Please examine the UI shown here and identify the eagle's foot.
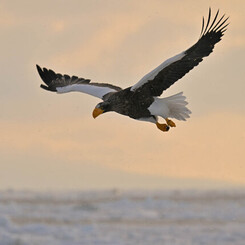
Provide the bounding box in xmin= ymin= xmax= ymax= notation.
xmin=156 ymin=122 xmax=170 ymax=132
xmin=166 ymin=118 xmax=176 ymax=127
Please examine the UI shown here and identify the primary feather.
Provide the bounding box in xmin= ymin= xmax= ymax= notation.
xmin=131 ymin=8 xmax=229 ymax=97
xmin=37 ymin=65 xmax=121 ymax=100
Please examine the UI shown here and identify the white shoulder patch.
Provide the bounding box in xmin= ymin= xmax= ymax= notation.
xmin=131 ymin=51 xmax=186 ymax=92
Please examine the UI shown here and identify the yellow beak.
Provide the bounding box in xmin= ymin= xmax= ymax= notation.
xmin=92 ymin=107 xmax=104 ymax=118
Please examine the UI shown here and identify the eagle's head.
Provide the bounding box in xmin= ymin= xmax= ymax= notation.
xmin=92 ymin=102 xmax=111 ymax=118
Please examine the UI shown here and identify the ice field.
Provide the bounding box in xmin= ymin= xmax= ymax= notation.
xmin=1 ymin=189 xmax=245 ymax=245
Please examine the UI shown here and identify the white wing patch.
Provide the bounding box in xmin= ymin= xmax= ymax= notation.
xmin=131 ymin=51 xmax=186 ymax=92
xmin=56 ymin=84 xmax=118 ymax=99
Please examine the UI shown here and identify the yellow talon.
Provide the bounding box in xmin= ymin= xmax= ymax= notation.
xmin=166 ymin=118 xmax=176 ymax=127
xmin=156 ymin=122 xmax=170 ymax=132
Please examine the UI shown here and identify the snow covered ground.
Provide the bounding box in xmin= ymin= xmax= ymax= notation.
xmin=0 ymin=189 xmax=245 ymax=245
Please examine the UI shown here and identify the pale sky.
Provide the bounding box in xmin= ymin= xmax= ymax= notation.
xmin=1 ymin=0 xmax=245 ymax=190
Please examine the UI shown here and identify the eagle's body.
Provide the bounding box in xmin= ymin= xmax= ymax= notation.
xmin=37 ymin=9 xmax=229 ymax=132
xmin=105 ymin=87 xmax=154 ymax=119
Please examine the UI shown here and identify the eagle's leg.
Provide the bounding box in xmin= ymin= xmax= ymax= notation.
xmin=156 ymin=122 xmax=170 ymax=132
xmin=166 ymin=118 xmax=176 ymax=127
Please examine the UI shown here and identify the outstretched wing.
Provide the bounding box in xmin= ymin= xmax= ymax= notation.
xmin=131 ymin=8 xmax=229 ymax=96
xmin=37 ymin=65 xmax=122 ymax=100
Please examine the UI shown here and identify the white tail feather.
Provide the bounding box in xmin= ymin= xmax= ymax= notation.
xmin=148 ymin=92 xmax=191 ymax=121
xmin=163 ymin=92 xmax=191 ymax=121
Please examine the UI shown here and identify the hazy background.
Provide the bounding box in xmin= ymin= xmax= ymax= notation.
xmin=1 ymin=0 xmax=244 ymax=191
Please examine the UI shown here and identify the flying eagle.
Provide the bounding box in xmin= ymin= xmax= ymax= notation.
xmin=37 ymin=9 xmax=228 ymax=132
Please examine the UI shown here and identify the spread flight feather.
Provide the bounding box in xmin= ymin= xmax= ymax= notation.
xmin=37 ymin=9 xmax=229 ymax=132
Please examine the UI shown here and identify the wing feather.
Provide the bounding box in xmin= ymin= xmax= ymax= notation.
xmin=131 ymin=9 xmax=229 ymax=97
xmin=37 ymin=65 xmax=122 ymax=100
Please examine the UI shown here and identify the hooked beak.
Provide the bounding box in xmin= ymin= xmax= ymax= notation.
xmin=92 ymin=107 xmax=104 ymax=119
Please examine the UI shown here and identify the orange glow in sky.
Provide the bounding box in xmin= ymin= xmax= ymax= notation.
xmin=1 ymin=0 xmax=245 ymax=190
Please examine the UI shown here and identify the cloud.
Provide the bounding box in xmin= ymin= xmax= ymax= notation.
xmin=1 ymin=112 xmax=245 ymax=186
xmin=51 ymin=20 xmax=66 ymax=33
xmin=50 ymin=12 xmax=148 ymax=70
xmin=1 ymin=0 xmax=245 ymax=190
xmin=0 ymin=3 xmax=17 ymax=28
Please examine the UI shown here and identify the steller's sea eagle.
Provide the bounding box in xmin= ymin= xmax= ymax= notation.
xmin=37 ymin=9 xmax=229 ymax=132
